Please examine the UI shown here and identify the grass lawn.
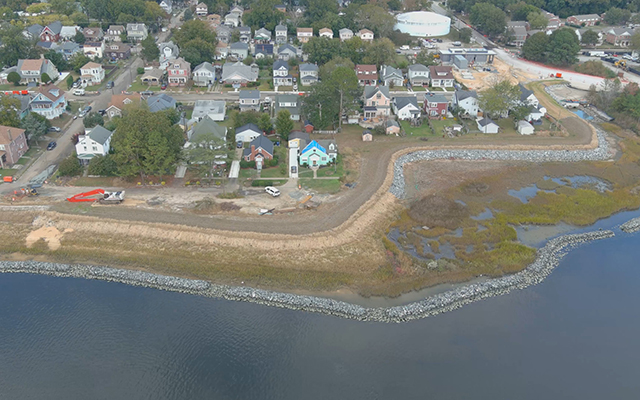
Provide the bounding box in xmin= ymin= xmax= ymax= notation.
xmin=392 ymin=86 xmax=408 ymax=91
xmin=239 ymin=168 xmax=258 ymax=179
xmin=129 ymin=79 xmax=150 ymax=92
xmin=400 ymin=120 xmax=435 ymax=137
xmin=299 ymin=178 xmax=342 ymax=194
xmin=276 ymin=86 xmax=293 ymax=92
xmin=412 ymin=86 xmax=427 ymax=92
xmin=393 ymin=54 xmax=409 ymax=68
xmin=430 ymin=118 xmax=457 ymax=135
xmin=259 ymin=166 xmax=287 ymax=178
xmin=495 ymin=118 xmax=519 ymax=135
xmin=0 ymin=168 xmax=18 ymax=176
xmin=67 ymin=101 xmax=83 ymax=114
xmin=51 ymin=114 xmax=72 ymax=129
xmin=298 ymin=161 xmax=343 ymax=178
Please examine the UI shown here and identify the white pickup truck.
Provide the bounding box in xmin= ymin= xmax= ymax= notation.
xmin=73 ymin=88 xmax=85 ymax=96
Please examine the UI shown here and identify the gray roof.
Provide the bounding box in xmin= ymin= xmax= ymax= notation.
xmin=273 ymin=59 xmax=289 ymax=70
xmin=339 ymin=28 xmax=353 ymax=35
xmin=221 ymin=62 xmax=258 ymax=82
xmin=394 ymin=96 xmax=419 ymax=110
xmin=193 ymin=61 xmax=215 ymax=73
xmin=455 ymin=90 xmax=477 ymax=101
xmin=289 ymin=131 xmax=310 ymax=142
xmin=126 ymin=23 xmax=147 ymax=33
xmin=254 ymin=44 xmax=273 ymax=55
xmin=408 ymin=63 xmax=429 ymax=72
xmin=230 ymin=41 xmax=248 ymax=50
xmin=26 ymin=24 xmax=43 ymax=37
xmin=191 ymin=116 xmax=226 ymax=141
xmin=255 ymin=28 xmax=271 ymax=37
xmin=364 ymin=85 xmax=390 ymax=100
xmin=519 ymin=83 xmax=534 ymax=102
xmin=478 ymin=117 xmax=497 ymax=127
xmin=381 ymin=65 xmax=403 ymax=79
xmin=239 ymin=89 xmax=260 ymax=99
xmin=88 ymin=126 xmax=113 ymax=145
xmin=46 ymin=21 xmax=62 ymax=34
xmin=238 ymin=26 xmax=251 ymax=33
xmin=424 ymin=93 xmax=448 ymax=103
xmin=275 ymin=94 xmax=300 ymax=115
xmin=193 ymin=100 xmax=226 ymax=119
xmin=387 ymin=119 xmax=400 ymax=128
xmin=511 ymin=26 xmax=527 ymax=36
xmin=278 ymin=44 xmax=297 ymax=54
xmin=275 ymin=24 xmax=287 ymax=32
xmin=237 ymin=123 xmax=262 ymax=134
xmin=299 ymin=63 xmax=318 ymax=72
xmin=246 ymin=135 xmax=274 ymax=155
xmin=147 ymin=93 xmax=176 ymax=112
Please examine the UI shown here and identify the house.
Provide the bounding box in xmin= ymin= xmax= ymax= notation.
xmin=83 ymin=42 xmax=105 ymax=59
xmin=105 ymin=93 xmax=141 ymax=119
xmin=243 ymin=135 xmax=274 ymax=163
xmin=567 ymin=14 xmax=601 ymax=27
xmin=230 ymin=5 xmax=244 ymax=14
xmin=56 ymin=42 xmax=82 ymax=60
xmin=518 ymin=83 xmax=539 ymax=107
xmin=141 ymin=68 xmax=163 ymax=86
xmin=357 ymin=29 xmax=374 ymax=42
xmin=221 ymin=62 xmax=258 ymax=85
xmin=29 ymin=85 xmax=67 ymax=120
xmin=362 ymin=85 xmax=391 ymax=119
xmin=37 ymin=41 xmax=59 ymax=51
xmin=239 ymin=90 xmax=260 ymax=111
xmin=159 ymin=0 xmax=173 ymax=14
xmin=229 ymin=42 xmax=249 ymax=60
xmin=105 ymin=25 xmax=125 ymax=41
xmin=254 ymin=44 xmax=274 ymax=58
xmin=192 ymin=100 xmax=226 ymax=121
xmin=288 ymin=131 xmax=310 ymax=149
xmin=429 ymin=66 xmax=454 ymax=88
xmin=17 ymin=59 xmax=59 ymax=84
xmin=452 ymin=90 xmax=479 ymax=117
xmin=24 ymin=24 xmax=43 ymax=40
xmin=297 ymin=27 xmax=313 ymax=43
xmin=517 ymin=120 xmax=535 ymax=135
xmin=380 ymin=65 xmax=404 ymax=87
xmin=126 ymin=23 xmax=148 ymax=42
xmin=386 ymin=120 xmax=401 ymax=135
xmin=477 ymin=117 xmax=499 ymax=134
xmin=277 ymin=44 xmax=298 ymax=61
xmin=235 ymin=123 xmax=263 ymax=142
xmin=105 ymin=43 xmax=131 ymax=60
xmin=438 ymin=48 xmax=496 ymax=64
xmin=147 ymin=93 xmax=176 ymax=112
xmin=40 ymin=21 xmax=62 ymax=42
xmin=158 ymin=41 xmax=180 ymax=68
xmin=80 ymin=62 xmax=105 ymax=85
xmin=339 ymin=28 xmax=353 ymax=41
xmin=0 ymin=125 xmax=28 ymax=168
xmin=362 ymin=130 xmax=373 ymax=141
xmin=275 ymin=24 xmax=288 ymax=44
xmin=192 ymin=62 xmax=216 ymax=86
xmin=189 ymin=116 xmax=227 ymax=142
xmin=216 ymin=25 xmax=232 ymax=43
xmin=407 ymin=64 xmax=429 ymax=86
xmin=167 ymin=58 xmax=191 ymax=86
xmin=319 ymin=28 xmax=333 ymax=39
xmin=299 ymin=140 xmax=337 ymax=167
xmin=82 ymin=27 xmax=103 ymax=42
xmin=356 ymin=64 xmax=378 ymax=86
xmin=275 ymin=94 xmax=301 ymax=120
xmin=392 ymin=96 xmax=421 ymax=120
xmin=423 ymin=93 xmax=449 ymax=119
xmin=75 ymin=126 xmax=114 ymax=162
xmin=60 ymin=26 xmax=80 ymax=41
xmin=510 ymin=26 xmax=528 ymax=47
xmin=299 ymin=63 xmax=319 ymax=86
xmin=303 ymin=120 xmax=314 ymax=133
xmin=273 ymin=60 xmax=292 ymax=87
xmin=207 ymin=14 xmax=222 ymax=28
xmin=606 ymin=28 xmax=633 ymax=46
xmin=216 ymin=41 xmax=229 ymax=58
xmin=541 ymin=10 xmax=562 ymax=30
xmin=254 ymin=27 xmax=272 ymax=42
xmin=507 ymin=21 xmax=529 ymax=30
xmin=275 ymin=4 xmax=286 ymax=12
xmin=195 ymin=2 xmax=208 ymax=17
xmin=238 ymin=26 xmax=252 ymax=43
xmin=224 ymin=11 xmax=241 ymax=27
xmin=526 ymin=104 xmax=547 ymax=122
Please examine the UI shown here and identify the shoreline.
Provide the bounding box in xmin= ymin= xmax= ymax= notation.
xmin=0 ymin=228 xmax=617 ymax=323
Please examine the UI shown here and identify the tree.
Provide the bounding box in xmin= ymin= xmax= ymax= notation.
xmin=141 ymin=35 xmax=160 ymax=61
xmin=258 ymin=113 xmax=272 ymax=133
xmin=111 ymin=108 xmax=184 ymax=180
xmin=50 ymin=0 xmax=76 ymax=16
xmin=41 ymin=73 xmax=52 ymax=84
xmin=303 ymin=66 xmax=359 ymax=130
xmin=304 ymin=0 xmax=338 ymax=24
xmin=510 ymin=2 xmax=539 ymax=21
xmin=83 ymin=112 xmax=104 ymax=129
xmin=479 ymin=78 xmax=522 ymax=119
xmin=469 ymin=3 xmax=506 ymax=38
xmin=0 ymin=96 xmax=21 ymax=128
xmin=66 ymin=74 xmax=74 ymax=89
xmin=604 ymin=7 xmax=631 ymax=26
xmin=415 ymin=50 xmax=440 ymax=66
xmin=71 ymin=11 xmax=89 ymax=26
xmin=527 ymin=11 xmax=548 ymax=30
xmin=459 ymin=27 xmax=473 ymax=44
xmin=355 ymin=5 xmax=397 ymax=39
xmin=0 ymin=25 xmax=38 ymax=67
xmin=522 ymin=32 xmax=549 ymax=62
xmin=58 ymin=155 xmax=83 ymax=177
xmin=88 ymin=155 xmax=118 ymax=176
xmin=21 ymin=112 xmax=49 ymax=142
xmin=45 ymin=50 xmax=69 ymax=72
xmin=320 ymin=56 xmax=355 ymax=79
xmin=303 ymin=37 xmax=342 ymax=65
xmin=275 ymin=110 xmax=293 ymax=140
xmin=631 ymin=32 xmax=640 ymax=51
xmin=363 ymin=38 xmax=396 ymax=67
xmin=183 ymin=8 xmax=193 ymax=21
xmin=546 ymin=28 xmax=580 ymax=66
xmin=511 ymin=105 xmax=530 ymax=121
xmin=588 ymin=79 xmax=622 ymax=111
xmin=74 ymin=30 xmax=86 ymax=44
xmin=69 ymin=53 xmax=92 ymax=73
xmin=581 ymin=29 xmax=599 ymax=46
xmin=7 ymin=71 xmax=20 ymax=86
xmin=173 ymin=20 xmax=217 ymax=47
xmin=181 ymin=38 xmax=217 ymax=66
xmin=183 ymin=132 xmax=228 ymax=177
xmin=243 ymin=0 xmax=281 ymax=31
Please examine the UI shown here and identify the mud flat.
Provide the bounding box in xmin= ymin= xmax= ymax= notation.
xmin=0 ymin=228 xmax=616 ymax=323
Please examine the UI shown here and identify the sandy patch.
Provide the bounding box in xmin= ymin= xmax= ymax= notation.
xmin=25 ymin=226 xmax=73 ymax=251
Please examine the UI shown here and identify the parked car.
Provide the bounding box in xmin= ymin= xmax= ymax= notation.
xmin=46 ymin=141 xmax=57 ymax=151
xmin=265 ymin=186 xmax=280 ymax=197
xmin=236 ymin=141 xmax=243 ymax=148
xmin=83 ymin=106 xmax=92 ymax=113
xmin=161 ymin=83 xmax=167 ymax=90
xmin=106 ymin=81 xmax=114 ymax=89
xmin=78 ymin=110 xmax=87 ymax=118
xmin=140 ymin=90 xmax=153 ymax=96
xmin=98 ymin=109 xmax=106 ymax=115
xmin=48 ymin=126 xmax=61 ymax=132
xmin=452 ymin=41 xmax=462 ymax=46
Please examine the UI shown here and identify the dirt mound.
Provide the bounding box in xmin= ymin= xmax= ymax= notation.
xmin=408 ymin=195 xmax=469 ymax=230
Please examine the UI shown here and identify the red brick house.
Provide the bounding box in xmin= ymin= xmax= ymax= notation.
xmin=242 ymin=135 xmax=274 ymax=163
xmin=606 ymin=28 xmax=633 ymax=46
xmin=423 ymin=93 xmax=449 ymax=119
xmin=40 ymin=21 xmax=62 ymax=42
xmin=0 ymin=125 xmax=28 ymax=168
xmin=356 ymin=64 xmax=378 ymax=86
xmin=566 ymin=14 xmax=601 ymax=27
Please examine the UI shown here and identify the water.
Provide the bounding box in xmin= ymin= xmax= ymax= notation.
xmin=508 ymin=184 xmax=553 ymax=203
xmin=546 ymin=175 xmax=611 ymax=192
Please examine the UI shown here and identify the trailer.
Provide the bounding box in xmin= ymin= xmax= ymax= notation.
xmin=66 ymin=189 xmax=125 ymax=204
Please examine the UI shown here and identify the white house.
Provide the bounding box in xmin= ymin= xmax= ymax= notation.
xmin=526 ymin=104 xmax=547 ymax=122
xmin=519 ymin=84 xmax=539 ymax=107
xmin=339 ymin=28 xmax=353 ymax=41
xmin=380 ymin=65 xmax=404 ymax=87
xmin=239 ymin=89 xmax=260 ymax=111
xmin=192 ymin=99 xmax=226 ymax=121
xmin=235 ymin=123 xmax=263 ymax=142
xmin=452 ymin=90 xmax=479 ymax=117
xmin=477 ymin=117 xmax=499 ymax=134
xmin=517 ymin=120 xmax=535 ymax=135
xmin=357 ymin=29 xmax=374 ymax=41
xmin=75 ymin=126 xmax=114 ymax=162
xmin=319 ymin=28 xmax=333 ymax=39
xmin=159 ymin=0 xmax=173 ymax=14
xmin=79 ymin=62 xmax=105 ymax=86
xmin=407 ymin=64 xmax=430 ymax=86
xmin=192 ymin=62 xmax=216 ymax=87
xmin=273 ymin=60 xmax=293 ymax=87
xmin=392 ymin=96 xmax=421 ymax=120
xmin=83 ymin=42 xmax=105 ymax=60
xmin=195 ymin=2 xmax=208 ymax=17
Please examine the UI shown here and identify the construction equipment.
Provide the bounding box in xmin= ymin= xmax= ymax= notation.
xmin=66 ymin=189 xmax=125 ymax=204
xmin=13 ymin=187 xmax=38 ymax=197
xmin=614 ymin=60 xmax=627 ymax=70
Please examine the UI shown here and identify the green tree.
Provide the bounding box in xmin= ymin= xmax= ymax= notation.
xmin=511 ymin=105 xmax=530 ymax=121
xmin=363 ymin=38 xmax=396 ymax=67
xmin=320 ymin=56 xmax=355 ymax=79
xmin=180 ymin=38 xmax=217 ymax=66
xmin=303 ymin=66 xmax=359 ymax=130
xmin=469 ymin=3 xmax=507 ymax=38
xmin=74 ymin=30 xmax=86 ymax=44
xmin=58 ymin=154 xmax=83 ymax=177
xmin=546 ymin=28 xmax=580 ymax=66
xmin=581 ymin=29 xmax=599 ymax=46
xmin=415 ymin=50 xmax=440 ymax=66
xmin=66 ymin=74 xmax=74 ymax=89
xmin=355 ymin=5 xmax=397 ymax=39
xmin=7 ymin=71 xmax=20 ymax=86
xmin=183 ymin=8 xmax=193 ymax=21
xmin=83 ymin=112 xmax=104 ymax=128
xmin=141 ymin=35 xmax=160 ymax=61
xmin=522 ymin=31 xmax=549 ymax=62
xmin=338 ymin=37 xmax=366 ymax=64
xmin=527 ymin=11 xmax=548 ymax=30
xmin=41 ymin=73 xmax=52 ymax=84
xmin=71 ymin=11 xmax=89 ymax=26
xmin=303 ymin=37 xmax=342 ymax=65
xmin=183 ymin=131 xmax=228 ymax=177
xmin=0 ymin=25 xmax=38 ymax=67
xmin=630 ymin=32 xmax=640 ymax=51
xmin=69 ymin=53 xmax=92 ymax=73
xmin=50 ymin=0 xmax=76 ymax=15
xmin=0 ymin=96 xmax=21 ymax=128
xmin=45 ymin=50 xmax=69 ymax=72
xmin=604 ymin=7 xmax=631 ymax=26
xmin=510 ymin=2 xmax=539 ymax=21
xmin=459 ymin=27 xmax=473 ymax=44
xmin=21 ymin=112 xmax=49 ymax=142
xmin=258 ymin=113 xmax=272 ymax=133
xmin=88 ymin=154 xmax=118 ymax=176
xmin=243 ymin=0 xmax=280 ymax=31
xmin=173 ymin=20 xmax=217 ymax=47
xmin=479 ymin=78 xmax=522 ymax=119
xmin=275 ymin=110 xmax=293 ymax=140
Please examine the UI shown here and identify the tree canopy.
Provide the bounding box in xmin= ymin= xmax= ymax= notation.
xmin=141 ymin=35 xmax=160 ymax=61
xmin=545 ymin=28 xmax=580 ymax=66
xmin=0 ymin=24 xmax=38 ymax=67
xmin=303 ymin=65 xmax=359 ymax=130
xmin=522 ymin=31 xmax=549 ymax=62
xmin=469 ymin=3 xmax=507 ymax=38
xmin=275 ymin=110 xmax=293 ymax=141
xmin=479 ymin=79 xmax=522 ymax=119
xmin=581 ymin=29 xmax=599 ymax=46
xmin=172 ymin=20 xmax=217 ymax=65
xmin=0 ymin=96 xmax=21 ymax=128
xmin=604 ymin=7 xmax=631 ymax=25
xmin=242 ymin=0 xmax=281 ymax=31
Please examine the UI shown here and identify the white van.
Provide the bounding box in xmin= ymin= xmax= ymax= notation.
xmin=265 ymin=186 xmax=280 ymax=197
xmin=73 ymin=88 xmax=85 ymax=96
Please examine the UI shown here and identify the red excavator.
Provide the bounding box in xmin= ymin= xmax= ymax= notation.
xmin=66 ymin=189 xmax=125 ymax=204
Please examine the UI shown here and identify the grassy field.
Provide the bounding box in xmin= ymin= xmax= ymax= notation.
xmin=400 ymin=120 xmax=434 ymax=137
xmin=430 ymin=118 xmax=457 ymax=135
xmin=496 ymin=118 xmax=518 ymax=135
xmin=299 ymin=178 xmax=342 ymax=193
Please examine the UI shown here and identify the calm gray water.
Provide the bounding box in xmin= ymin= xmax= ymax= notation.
xmin=1 ymin=233 xmax=640 ymax=399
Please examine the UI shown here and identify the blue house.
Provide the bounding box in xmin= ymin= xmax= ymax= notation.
xmin=299 ymin=139 xmax=337 ymax=167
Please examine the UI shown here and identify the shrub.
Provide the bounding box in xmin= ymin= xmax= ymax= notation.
xmin=251 ymin=180 xmax=286 ymax=187
xmin=137 ymin=67 xmax=144 ymax=74
xmin=41 ymin=73 xmax=51 ymax=84
xmin=266 ymin=157 xmax=278 ymax=167
xmin=58 ymin=155 xmax=83 ymax=177
xmin=7 ymin=71 xmax=20 ymax=85
xmin=240 ymin=160 xmax=256 ymax=168
xmin=87 ymin=154 xmax=117 ymax=176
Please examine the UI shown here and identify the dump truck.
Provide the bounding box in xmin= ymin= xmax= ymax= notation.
xmin=66 ymin=189 xmax=125 ymax=204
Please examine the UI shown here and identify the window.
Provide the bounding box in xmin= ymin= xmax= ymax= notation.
xmin=92 ymin=146 xmax=98 ymax=151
